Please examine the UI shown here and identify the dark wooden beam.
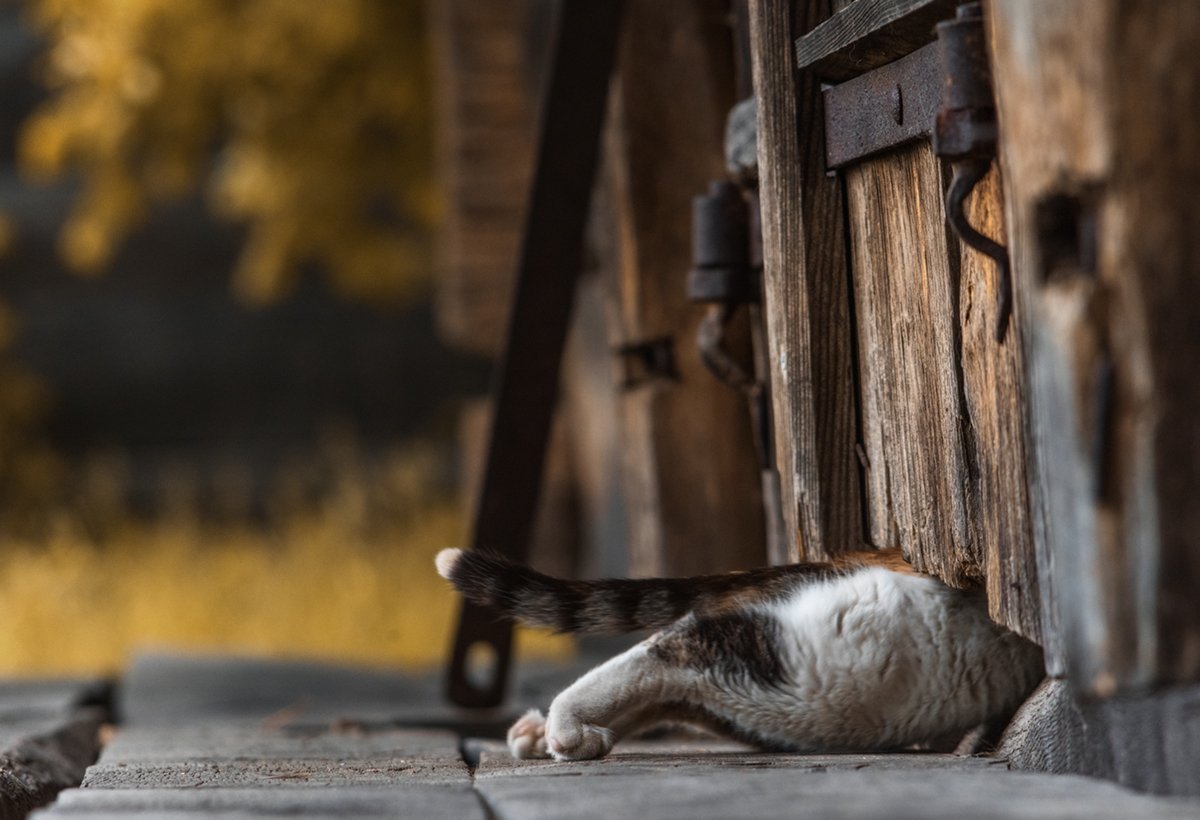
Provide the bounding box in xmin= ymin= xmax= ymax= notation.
xmin=446 ymin=0 xmax=625 ymax=709
xmin=990 ymin=0 xmax=1200 ymax=694
xmin=795 ymin=0 xmax=957 ymax=82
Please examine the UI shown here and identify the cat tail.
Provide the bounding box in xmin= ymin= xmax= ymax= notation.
xmin=435 ymin=547 xmax=837 ymax=634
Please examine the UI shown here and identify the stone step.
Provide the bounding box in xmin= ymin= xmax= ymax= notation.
xmin=26 ymin=655 xmax=1200 ymax=819
xmin=0 ymin=679 xmax=111 ymax=819
xmin=468 ymin=739 xmax=1200 ymax=820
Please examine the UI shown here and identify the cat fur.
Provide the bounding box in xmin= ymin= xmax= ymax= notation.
xmin=436 ymin=548 xmax=1044 ymax=762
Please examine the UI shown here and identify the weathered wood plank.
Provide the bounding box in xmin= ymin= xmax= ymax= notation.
xmin=603 ymin=0 xmax=766 ymax=576
xmin=751 ymin=0 xmax=861 ymax=561
xmin=845 ymin=141 xmax=975 ymax=583
xmin=952 ymin=166 xmax=1042 ymax=641
xmin=795 ymin=0 xmax=958 ymax=82
xmin=471 ymin=736 xmax=1194 ymax=818
xmin=990 ymin=0 xmax=1200 ymax=692
xmin=843 ymin=140 xmax=1041 ymax=624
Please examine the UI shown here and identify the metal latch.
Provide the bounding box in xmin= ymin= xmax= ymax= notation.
xmin=820 ymin=1 xmax=1012 ymax=343
xmin=933 ymin=1 xmax=1012 ymax=343
xmin=687 ymin=179 xmax=759 ymax=390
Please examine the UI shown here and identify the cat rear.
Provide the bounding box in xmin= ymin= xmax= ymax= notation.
xmin=436 ymin=548 xmax=1044 ymax=760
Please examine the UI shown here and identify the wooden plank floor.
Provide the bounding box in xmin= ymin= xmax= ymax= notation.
xmin=25 ymin=653 xmax=1200 ymax=819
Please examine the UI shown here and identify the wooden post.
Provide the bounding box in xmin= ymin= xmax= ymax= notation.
xmin=749 ymin=0 xmax=862 ymax=561
xmin=955 ymin=168 xmax=1042 ymax=642
xmin=990 ymin=0 xmax=1200 ymax=693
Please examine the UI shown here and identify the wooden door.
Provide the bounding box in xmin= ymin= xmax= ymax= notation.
xmin=753 ymin=0 xmax=1200 ymax=697
xmin=989 ymin=0 xmax=1200 ymax=695
xmin=600 ymin=0 xmax=769 ymax=577
xmin=750 ymin=0 xmax=1040 ymax=642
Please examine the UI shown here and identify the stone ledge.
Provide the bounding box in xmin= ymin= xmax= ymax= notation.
xmin=0 ymin=705 xmax=108 ymax=820
xmin=999 ymin=678 xmax=1200 ymax=796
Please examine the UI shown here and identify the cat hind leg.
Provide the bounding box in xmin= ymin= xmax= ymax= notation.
xmin=533 ymin=640 xmax=698 ymax=761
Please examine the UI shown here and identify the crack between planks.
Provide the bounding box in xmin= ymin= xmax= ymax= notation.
xmin=836 ymin=162 xmax=875 ymax=549
xmin=938 ymin=157 xmax=985 ymax=582
xmin=459 ymin=737 xmax=501 ymax=820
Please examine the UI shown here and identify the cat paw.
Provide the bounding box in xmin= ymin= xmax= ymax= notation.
xmin=545 ymin=714 xmax=615 ymax=761
xmin=507 ymin=709 xmax=550 ymax=759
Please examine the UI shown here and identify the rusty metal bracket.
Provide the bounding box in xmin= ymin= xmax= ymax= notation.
xmin=823 ymin=42 xmax=941 ymax=170
xmin=687 ymin=180 xmax=758 ymax=390
xmin=687 ymin=174 xmax=788 ymax=564
xmin=820 ymin=1 xmax=1011 ymax=343
xmin=933 ymin=1 xmax=1012 ymax=343
xmin=446 ymin=0 xmax=625 ymax=709
xmin=687 ymin=180 xmax=759 ymax=305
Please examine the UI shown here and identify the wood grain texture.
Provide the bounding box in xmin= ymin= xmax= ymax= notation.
xmin=795 ymin=0 xmax=958 ymax=82
xmin=845 ymin=142 xmax=974 ymax=584
xmin=843 ymin=142 xmax=1040 ymax=629
xmin=603 ymin=0 xmax=766 ymax=577
xmin=954 ymin=167 xmax=1042 ymax=642
xmin=990 ymin=0 xmax=1200 ymax=692
xmin=751 ymin=0 xmax=862 ymax=561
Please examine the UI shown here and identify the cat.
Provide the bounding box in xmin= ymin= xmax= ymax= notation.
xmin=436 ymin=547 xmax=1044 ymax=762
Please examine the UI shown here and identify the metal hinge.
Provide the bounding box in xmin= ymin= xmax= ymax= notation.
xmin=821 ymin=1 xmax=1012 ymax=343
xmin=932 ymin=2 xmax=1011 ymax=343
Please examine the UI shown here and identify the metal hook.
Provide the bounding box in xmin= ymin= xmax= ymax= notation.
xmin=945 ymin=158 xmax=1012 ymax=343
xmin=934 ymin=2 xmax=1012 ymax=344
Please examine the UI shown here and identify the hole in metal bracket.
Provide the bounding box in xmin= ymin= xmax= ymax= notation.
xmin=464 ymin=641 xmax=500 ymax=693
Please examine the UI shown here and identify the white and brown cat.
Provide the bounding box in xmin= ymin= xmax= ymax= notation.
xmin=436 ymin=547 xmax=1043 ymax=762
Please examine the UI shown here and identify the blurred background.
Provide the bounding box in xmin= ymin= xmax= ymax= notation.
xmin=0 ymin=0 xmax=585 ymax=677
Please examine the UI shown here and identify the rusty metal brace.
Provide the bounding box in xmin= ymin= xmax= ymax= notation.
xmin=934 ymin=1 xmax=1012 ymax=343
xmin=687 ymin=178 xmax=789 ymax=565
xmin=688 ymin=180 xmax=758 ymax=391
xmin=445 ymin=0 xmax=625 ymax=709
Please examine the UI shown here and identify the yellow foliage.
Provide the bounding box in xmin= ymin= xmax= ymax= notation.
xmin=19 ymin=0 xmax=436 ymax=303
xmin=0 ymin=443 xmax=573 ymax=677
xmin=0 ymin=299 xmax=62 ymax=527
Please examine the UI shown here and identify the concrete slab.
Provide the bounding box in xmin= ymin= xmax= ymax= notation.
xmin=0 ymin=680 xmax=110 ymax=820
xmin=35 ymin=814 xmax=415 ymax=820
xmin=81 ymin=757 xmax=469 ymax=789
xmin=476 ymin=764 xmax=1200 ymax=820
xmin=116 ymin=654 xmax=445 ymax=726
xmin=33 ymin=785 xmax=483 ymax=818
xmin=469 ymin=738 xmax=1008 ymax=778
xmin=84 ymin=724 xmax=470 ymax=789
xmin=100 ymin=725 xmax=462 ymax=764
xmin=0 ymin=681 xmax=108 ymax=750
xmin=116 ymin=644 xmax=629 ymax=730
xmin=37 ymin=652 xmax=1200 ymax=819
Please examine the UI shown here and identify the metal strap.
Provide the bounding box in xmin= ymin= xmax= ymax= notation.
xmin=822 ymin=42 xmax=940 ymax=170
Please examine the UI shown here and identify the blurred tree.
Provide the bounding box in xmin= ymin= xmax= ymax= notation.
xmin=0 ymin=293 xmax=67 ymax=537
xmin=18 ymin=0 xmax=435 ymax=304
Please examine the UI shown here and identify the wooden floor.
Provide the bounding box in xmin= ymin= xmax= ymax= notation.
xmin=12 ymin=653 xmax=1200 ymax=819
